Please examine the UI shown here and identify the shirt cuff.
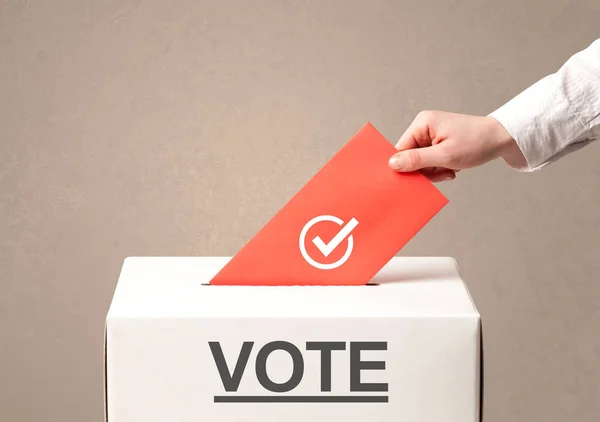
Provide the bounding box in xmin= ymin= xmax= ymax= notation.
xmin=489 ymin=74 xmax=591 ymax=172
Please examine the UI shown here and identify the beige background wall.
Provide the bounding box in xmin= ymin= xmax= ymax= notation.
xmin=1 ymin=1 xmax=599 ymax=421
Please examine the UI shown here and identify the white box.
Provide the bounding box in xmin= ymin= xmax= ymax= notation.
xmin=105 ymin=257 xmax=482 ymax=422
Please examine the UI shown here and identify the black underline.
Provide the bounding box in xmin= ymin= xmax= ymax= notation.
xmin=214 ymin=395 xmax=388 ymax=403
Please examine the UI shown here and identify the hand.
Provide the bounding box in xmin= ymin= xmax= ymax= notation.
xmin=388 ymin=111 xmax=525 ymax=182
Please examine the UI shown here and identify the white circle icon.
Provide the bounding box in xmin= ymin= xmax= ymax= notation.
xmin=299 ymin=215 xmax=359 ymax=270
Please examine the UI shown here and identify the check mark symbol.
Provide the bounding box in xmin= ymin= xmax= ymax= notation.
xmin=312 ymin=217 xmax=359 ymax=257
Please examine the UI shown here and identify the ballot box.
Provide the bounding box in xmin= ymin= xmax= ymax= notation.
xmin=104 ymin=257 xmax=482 ymax=422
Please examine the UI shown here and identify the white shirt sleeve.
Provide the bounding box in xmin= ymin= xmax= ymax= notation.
xmin=489 ymin=39 xmax=600 ymax=171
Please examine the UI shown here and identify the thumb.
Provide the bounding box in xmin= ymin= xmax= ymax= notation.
xmin=388 ymin=146 xmax=444 ymax=172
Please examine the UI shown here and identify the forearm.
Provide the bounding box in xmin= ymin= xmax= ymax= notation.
xmin=490 ymin=39 xmax=600 ymax=171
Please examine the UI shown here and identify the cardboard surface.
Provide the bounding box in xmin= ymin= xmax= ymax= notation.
xmin=105 ymin=257 xmax=481 ymax=422
xmin=210 ymin=124 xmax=448 ymax=286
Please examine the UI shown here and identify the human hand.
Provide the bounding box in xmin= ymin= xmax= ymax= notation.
xmin=388 ymin=111 xmax=525 ymax=182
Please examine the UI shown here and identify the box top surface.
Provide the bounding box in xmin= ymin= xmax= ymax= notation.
xmin=107 ymin=257 xmax=479 ymax=319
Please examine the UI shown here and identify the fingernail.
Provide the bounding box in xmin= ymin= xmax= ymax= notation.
xmin=443 ymin=175 xmax=454 ymax=181
xmin=389 ymin=154 xmax=406 ymax=170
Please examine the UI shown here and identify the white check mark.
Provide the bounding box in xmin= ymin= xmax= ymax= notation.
xmin=311 ymin=217 xmax=359 ymax=257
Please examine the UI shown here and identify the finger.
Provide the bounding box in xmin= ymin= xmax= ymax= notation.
xmin=395 ymin=114 xmax=431 ymax=151
xmin=419 ymin=167 xmax=456 ymax=182
xmin=388 ymin=145 xmax=445 ymax=172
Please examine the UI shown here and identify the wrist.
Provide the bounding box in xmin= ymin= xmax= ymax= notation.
xmin=485 ymin=116 xmax=528 ymax=168
xmin=485 ymin=116 xmax=516 ymax=154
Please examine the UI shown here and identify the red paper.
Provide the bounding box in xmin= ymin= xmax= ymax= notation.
xmin=210 ymin=123 xmax=448 ymax=286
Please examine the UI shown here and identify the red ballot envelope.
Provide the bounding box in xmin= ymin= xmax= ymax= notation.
xmin=210 ymin=123 xmax=448 ymax=286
